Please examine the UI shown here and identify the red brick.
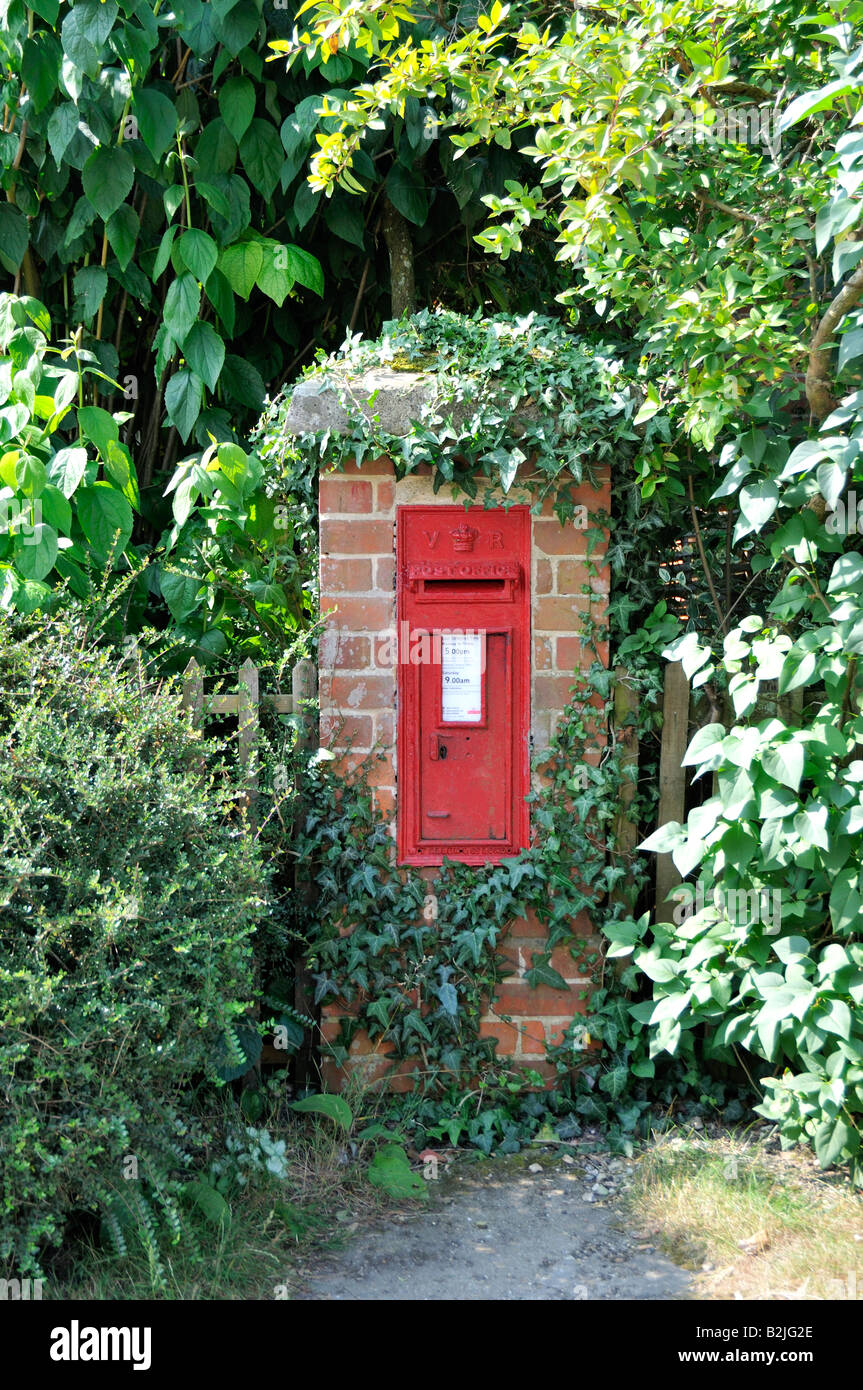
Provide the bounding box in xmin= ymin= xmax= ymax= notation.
xmin=320 ymin=595 xmax=393 ymax=629
xmin=320 ymin=712 xmax=374 ymax=750
xmin=330 ymin=673 xmax=395 ymax=710
xmin=535 ymin=557 xmax=553 ymax=594
xmin=375 ymin=711 xmax=394 ymax=745
xmin=376 ymin=556 xmax=395 ymax=591
xmin=557 ymin=558 xmax=590 ymax=593
xmin=518 ymin=1018 xmax=546 ymax=1054
xmin=533 ymin=519 xmax=590 ymax=556
xmin=376 ymin=480 xmax=395 ymax=510
xmin=556 ymin=635 xmax=587 ymax=671
xmin=319 ymin=631 xmax=371 ymax=670
xmin=479 ymin=1018 xmax=518 ymax=1054
xmin=534 ymin=596 xmax=589 ymax=631
xmin=506 ymin=908 xmax=549 ymax=938
xmin=322 ymin=519 xmax=394 ymax=555
xmin=320 ymin=556 xmax=374 ymax=593
xmin=333 ymin=751 xmax=394 ymax=787
xmin=355 ymin=455 xmax=395 ymax=476
xmin=493 ymin=982 xmax=576 ymax=1016
xmin=534 ymin=674 xmax=580 ymax=709
xmin=533 ymin=635 xmax=552 ymax=671
xmin=319 ymin=476 xmax=373 ymax=514
xmin=373 ymin=787 xmax=396 ymax=819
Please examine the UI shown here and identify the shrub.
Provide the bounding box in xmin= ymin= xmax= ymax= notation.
xmin=0 ymin=610 xmax=267 ymax=1275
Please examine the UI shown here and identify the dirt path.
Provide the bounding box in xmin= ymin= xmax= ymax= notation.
xmin=296 ymin=1154 xmax=692 ymax=1301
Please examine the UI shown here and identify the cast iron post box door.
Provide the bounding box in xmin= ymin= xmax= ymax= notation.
xmin=397 ymin=505 xmax=531 ymax=865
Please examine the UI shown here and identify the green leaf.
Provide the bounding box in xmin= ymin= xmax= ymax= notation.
xmin=195 ymin=119 xmax=237 ymax=179
xmin=219 ymin=75 xmax=256 ymax=145
xmin=160 ymin=569 xmax=202 ymax=623
xmin=814 ymin=1116 xmax=856 ymax=1169
xmin=61 ymin=0 xmax=117 ymax=76
xmin=385 ymin=164 xmax=429 ymax=226
xmin=323 ymin=197 xmax=366 ymax=249
xmin=15 ymin=522 xmax=58 ymax=582
xmin=0 ymin=206 xmax=28 ymax=274
xmin=257 ymin=242 xmax=295 ymax=306
xmin=82 ymin=145 xmax=134 ymax=222
xmin=291 ymin=1094 xmax=353 ymax=1131
xmin=22 ymin=34 xmax=60 ymax=115
xmin=183 ymin=321 xmax=225 ymax=392
xmin=72 ymin=265 xmax=108 ymax=320
xmin=183 ymin=1179 xmax=230 ymax=1224
xmin=106 ymin=204 xmax=139 ymax=272
xmin=133 ymin=87 xmax=178 ymax=160
xmin=176 ymin=229 xmax=218 ymax=284
xmin=162 ymin=273 xmax=201 ymax=348
xmin=204 ymin=266 xmax=235 ymax=335
xmin=47 ymin=103 xmax=79 ymax=166
xmin=47 ymin=445 xmax=88 ymax=498
xmin=367 ymin=1144 xmax=428 ymax=1200
xmin=220 ymin=354 xmax=265 ymax=409
xmin=830 ymin=867 xmax=863 ymax=934
xmin=164 ymin=369 xmax=203 ymax=443
xmin=76 ymin=483 xmax=133 ymax=559
xmin=218 ymin=240 xmax=263 ymax=299
xmin=239 ymin=119 xmax=286 ymax=203
xmin=761 ymin=741 xmax=805 ymax=793
xmin=78 ymin=406 xmax=118 ymax=459
xmin=280 ymin=244 xmax=323 ymax=296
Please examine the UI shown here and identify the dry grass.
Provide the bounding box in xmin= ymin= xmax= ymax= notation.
xmin=624 ymin=1124 xmax=863 ymax=1301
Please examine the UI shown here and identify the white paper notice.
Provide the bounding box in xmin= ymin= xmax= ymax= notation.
xmin=441 ymin=632 xmax=483 ymax=722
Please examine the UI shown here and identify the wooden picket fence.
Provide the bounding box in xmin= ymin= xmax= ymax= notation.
xmin=181 ymin=655 xmax=317 ymax=829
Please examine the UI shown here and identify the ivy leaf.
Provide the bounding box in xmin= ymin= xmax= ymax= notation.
xmin=164 ymin=369 xmax=203 ymax=442
xmin=183 ymin=321 xmax=225 ymax=392
xmin=82 ymin=145 xmax=134 ymax=222
xmin=133 ymin=87 xmax=178 ymax=160
xmin=219 ymin=75 xmax=256 ymax=145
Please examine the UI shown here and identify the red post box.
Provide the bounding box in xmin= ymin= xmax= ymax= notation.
xmin=397 ymin=505 xmax=531 ymax=865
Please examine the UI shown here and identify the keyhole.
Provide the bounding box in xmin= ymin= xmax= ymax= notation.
xmin=439 ymin=743 xmax=448 ymax=760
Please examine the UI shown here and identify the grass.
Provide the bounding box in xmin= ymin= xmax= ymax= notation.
xmin=53 ymin=1075 xmax=411 ymax=1301
xmin=624 ymin=1123 xmax=863 ymax=1300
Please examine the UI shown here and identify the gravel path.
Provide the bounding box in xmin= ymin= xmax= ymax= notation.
xmin=296 ymin=1153 xmax=692 ymax=1301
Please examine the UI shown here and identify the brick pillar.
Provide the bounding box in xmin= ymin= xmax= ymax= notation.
xmin=316 ymin=460 xmax=611 ymax=1089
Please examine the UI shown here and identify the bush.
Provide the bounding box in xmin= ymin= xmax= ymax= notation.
xmin=0 ymin=611 xmax=268 ymax=1275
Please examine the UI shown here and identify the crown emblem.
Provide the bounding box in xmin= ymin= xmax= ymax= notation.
xmin=450 ymin=523 xmax=479 ymax=553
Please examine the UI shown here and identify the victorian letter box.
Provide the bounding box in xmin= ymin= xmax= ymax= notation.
xmin=397 ymin=505 xmax=531 ymax=865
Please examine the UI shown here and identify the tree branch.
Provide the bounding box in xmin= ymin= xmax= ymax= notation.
xmin=806 ymin=262 xmax=863 ymax=419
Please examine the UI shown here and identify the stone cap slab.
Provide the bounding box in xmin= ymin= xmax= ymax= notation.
xmin=282 ymin=368 xmax=545 ymax=437
xmin=283 ymin=369 xmax=436 ymax=437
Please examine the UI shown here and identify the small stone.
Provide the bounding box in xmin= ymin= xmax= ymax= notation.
xmin=528 ymin=1163 xmax=543 ymax=1174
